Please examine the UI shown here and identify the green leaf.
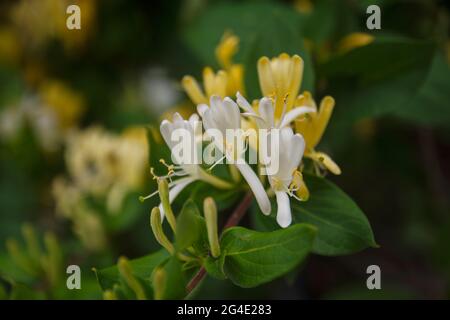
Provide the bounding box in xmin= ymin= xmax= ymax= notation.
xmin=183 ymin=2 xmax=315 ymax=98
xmin=320 ymin=36 xmax=439 ymax=133
xmin=219 ymin=224 xmax=317 ymax=288
xmin=392 ymin=52 xmax=450 ymax=126
xmin=252 ymin=175 xmax=377 ymax=256
xmin=157 ymin=257 xmax=188 ymax=299
xmin=94 ymin=249 xmax=169 ymax=292
xmin=175 ymin=199 xmax=207 ymax=252
xmin=203 ymin=255 xmax=226 ymax=280
xmin=293 ymin=175 xmax=377 ymax=255
xmin=189 ymin=181 xmax=242 ymax=212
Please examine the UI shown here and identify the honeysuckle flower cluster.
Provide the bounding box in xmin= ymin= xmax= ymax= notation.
xmin=52 ymin=126 xmax=148 ymax=250
xmin=147 ymin=33 xmax=340 ymax=229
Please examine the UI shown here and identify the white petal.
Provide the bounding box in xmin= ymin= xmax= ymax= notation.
xmin=289 ymin=134 xmax=305 ymax=170
xmin=236 ymin=92 xmax=254 ymax=113
xmin=172 ymin=112 xmax=183 ymax=124
xmin=202 ymin=109 xmax=217 ymax=132
xmin=224 ymin=97 xmax=241 ymax=129
xmin=160 ymin=120 xmax=173 ymax=149
xmin=235 ymin=162 xmax=271 ymax=215
xmin=275 ymin=191 xmax=292 ymax=228
xmin=258 ymin=98 xmax=274 ymax=128
xmin=278 ymin=106 xmax=316 ymax=128
xmin=197 ymin=104 xmax=209 ymax=117
xmin=210 ymin=95 xmax=222 ymax=110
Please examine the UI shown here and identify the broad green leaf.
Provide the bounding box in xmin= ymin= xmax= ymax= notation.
xmin=220 ymin=224 xmax=317 ymax=288
xmin=303 ymin=0 xmax=373 ymax=47
xmin=294 ymin=175 xmax=377 ymax=255
xmin=252 ymin=175 xmax=376 ymax=256
xmin=175 ymin=199 xmax=207 ymax=252
xmin=203 ymin=255 xmax=226 ymax=281
xmin=183 ymin=2 xmax=315 ymax=98
xmin=319 ymin=36 xmax=437 ymax=150
xmin=392 ymin=53 xmax=450 ymax=126
xmin=94 ymin=249 xmax=169 ymax=292
xmin=189 ymin=181 xmax=242 ymax=212
xmin=157 ymin=257 xmax=187 ymax=299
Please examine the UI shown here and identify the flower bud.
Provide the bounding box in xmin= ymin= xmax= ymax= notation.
xmin=150 ymin=207 xmax=174 ymax=255
xmin=152 ymin=266 xmax=166 ymax=300
xmin=158 ymin=178 xmax=176 ymax=232
xmin=118 ymin=256 xmax=146 ymax=300
xmin=203 ymin=197 xmax=221 ymax=258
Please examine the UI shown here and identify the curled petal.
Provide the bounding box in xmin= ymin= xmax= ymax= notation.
xmin=279 ymin=106 xmax=316 ymax=128
xmin=235 ymin=162 xmax=271 ymax=215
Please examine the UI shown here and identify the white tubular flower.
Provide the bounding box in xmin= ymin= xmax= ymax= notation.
xmin=266 ymin=127 xmax=306 ymax=228
xmin=198 ymin=95 xmax=271 ymax=215
xmin=236 ymin=91 xmax=315 ymax=130
xmin=156 ymin=112 xmax=232 ymax=217
xmin=160 ymin=112 xmax=202 ymax=177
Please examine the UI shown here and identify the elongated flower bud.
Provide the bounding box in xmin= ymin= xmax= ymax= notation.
xmin=103 ymin=290 xmax=118 ymax=300
xmin=203 ymin=197 xmax=221 ymax=258
xmin=6 ymin=238 xmax=36 ymax=275
xmin=42 ymin=232 xmax=63 ymax=287
xmin=118 ymin=257 xmax=146 ymax=300
xmin=152 ymin=266 xmax=166 ymax=300
xmin=158 ymin=178 xmax=176 ymax=232
xmin=22 ymin=224 xmax=41 ymax=263
xmin=150 ymin=207 xmax=174 ymax=255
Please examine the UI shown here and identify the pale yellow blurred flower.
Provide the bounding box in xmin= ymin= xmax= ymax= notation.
xmin=0 ymin=27 xmax=21 ymax=64
xmin=10 ymin=0 xmax=96 ymax=52
xmin=39 ymin=80 xmax=85 ymax=130
xmin=337 ymin=32 xmax=374 ymax=54
xmin=63 ymin=126 xmax=148 ymax=210
xmin=294 ymin=0 xmax=313 ymax=14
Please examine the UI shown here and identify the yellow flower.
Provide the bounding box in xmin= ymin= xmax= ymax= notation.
xmin=182 ymin=68 xmax=229 ymax=104
xmin=216 ymin=32 xmax=239 ymax=70
xmin=39 ymin=80 xmax=85 ymax=130
xmin=337 ymin=32 xmax=374 ymax=54
xmin=293 ymin=0 xmax=313 ymax=14
xmin=0 ymin=27 xmax=21 ymax=64
xmin=257 ymin=53 xmax=304 ymax=118
xmin=294 ymin=91 xmax=341 ymax=175
xmin=60 ymin=0 xmax=96 ymax=51
xmin=182 ymin=32 xmax=244 ymax=105
xmin=10 ymin=0 xmax=96 ymax=52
